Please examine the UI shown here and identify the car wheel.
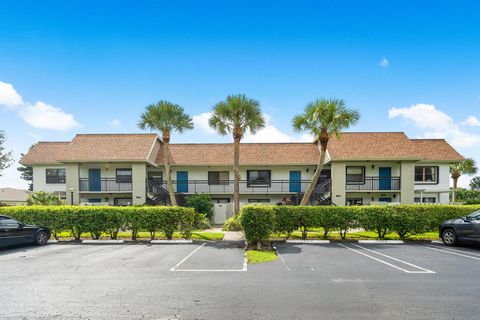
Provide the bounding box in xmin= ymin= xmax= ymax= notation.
xmin=442 ymin=229 xmax=457 ymax=246
xmin=35 ymin=231 xmax=49 ymax=246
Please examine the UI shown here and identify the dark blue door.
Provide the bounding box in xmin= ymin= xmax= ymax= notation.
xmin=289 ymin=171 xmax=301 ymax=192
xmin=89 ymin=169 xmax=101 ymax=191
xmin=177 ymin=171 xmax=188 ymax=193
xmin=379 ymin=167 xmax=391 ymax=190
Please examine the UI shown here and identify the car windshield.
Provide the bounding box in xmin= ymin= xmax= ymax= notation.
xmin=467 ymin=211 xmax=480 ymax=220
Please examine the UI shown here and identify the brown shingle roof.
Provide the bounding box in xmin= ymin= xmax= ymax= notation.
xmin=411 ymin=139 xmax=464 ymax=162
xmin=327 ymin=132 xmax=420 ymax=160
xmin=20 ymin=142 xmax=70 ymax=165
xmin=20 ymin=132 xmax=464 ymax=165
xmin=156 ymin=143 xmax=320 ymax=165
xmin=60 ymin=134 xmax=158 ymax=162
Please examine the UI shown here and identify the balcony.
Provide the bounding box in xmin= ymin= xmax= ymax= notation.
xmin=79 ymin=178 xmax=132 ymax=192
xmin=345 ymin=176 xmax=401 ymax=191
xmin=150 ymin=179 xmax=313 ymax=194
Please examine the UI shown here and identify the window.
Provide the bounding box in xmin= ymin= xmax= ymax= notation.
xmin=148 ymin=171 xmax=163 ymax=184
xmin=247 ymin=170 xmax=271 ymax=187
xmin=212 ymin=198 xmax=230 ymax=203
xmin=114 ymin=198 xmax=132 ymax=206
xmin=415 ymin=166 xmax=438 ymax=184
xmin=414 ymin=197 xmax=436 ymax=204
xmin=208 ymin=171 xmax=229 ymax=185
xmin=0 ymin=217 xmax=20 ymax=227
xmin=346 ymin=198 xmax=363 ymax=206
xmin=346 ymin=166 xmax=365 ymax=184
xmin=116 ymin=169 xmax=132 ymax=183
xmin=248 ymin=199 xmax=270 ymax=203
xmin=46 ymin=169 xmax=66 ymax=184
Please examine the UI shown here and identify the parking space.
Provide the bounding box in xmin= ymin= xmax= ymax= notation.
xmin=171 ymin=241 xmax=246 ymax=272
xmin=2 ymin=242 xmax=480 ymax=319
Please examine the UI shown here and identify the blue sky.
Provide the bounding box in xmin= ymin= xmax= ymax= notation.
xmin=1 ymin=0 xmax=480 ymax=188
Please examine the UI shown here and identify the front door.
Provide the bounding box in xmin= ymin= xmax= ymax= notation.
xmin=88 ymin=168 xmax=101 ymax=192
xmin=176 ymin=171 xmax=188 ymax=193
xmin=289 ymin=171 xmax=301 ymax=192
xmin=379 ymin=167 xmax=392 ymax=190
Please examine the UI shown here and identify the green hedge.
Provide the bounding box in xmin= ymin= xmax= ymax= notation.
xmin=0 ymin=206 xmax=195 ymax=240
xmin=239 ymin=204 xmax=480 ymax=244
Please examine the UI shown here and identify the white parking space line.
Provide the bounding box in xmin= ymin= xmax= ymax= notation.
xmin=426 ymin=246 xmax=480 ymax=261
xmin=431 ymin=246 xmax=480 ymax=258
xmin=169 ymin=243 xmax=247 ymax=272
xmin=272 ymin=245 xmax=291 ymax=271
xmin=338 ymin=244 xmax=435 ymax=274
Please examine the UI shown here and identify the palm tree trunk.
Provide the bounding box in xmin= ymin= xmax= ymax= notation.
xmin=452 ymin=176 xmax=458 ymax=203
xmin=164 ymin=141 xmax=177 ymax=206
xmin=233 ymin=136 xmax=240 ymax=214
xmin=300 ymin=145 xmax=326 ymax=205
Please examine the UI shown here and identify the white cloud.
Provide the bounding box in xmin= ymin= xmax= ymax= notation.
xmin=192 ymin=112 xmax=218 ymax=135
xmin=463 ymin=116 xmax=480 ymax=127
xmin=193 ymin=112 xmax=313 ymax=143
xmin=0 ymin=81 xmax=80 ymax=131
xmin=108 ymin=118 xmax=122 ymax=128
xmin=0 ymin=81 xmax=24 ymax=108
xmin=379 ymin=57 xmax=389 ymax=68
xmin=388 ymin=103 xmax=480 ymax=148
xmin=19 ymin=101 xmax=81 ymax=131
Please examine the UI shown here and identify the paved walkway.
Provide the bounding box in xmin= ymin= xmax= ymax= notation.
xmin=203 ymin=227 xmax=244 ymax=241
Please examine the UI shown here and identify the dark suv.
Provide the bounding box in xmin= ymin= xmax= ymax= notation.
xmin=440 ymin=210 xmax=480 ymax=246
xmin=0 ymin=215 xmax=50 ymax=247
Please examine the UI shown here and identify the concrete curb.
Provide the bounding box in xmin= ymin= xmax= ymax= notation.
xmin=47 ymin=240 xmax=59 ymax=244
xmin=357 ymin=240 xmax=404 ymax=244
xmin=286 ymin=240 xmax=330 ymax=244
xmin=82 ymin=240 xmax=125 ymax=244
xmin=150 ymin=239 xmax=193 ymax=244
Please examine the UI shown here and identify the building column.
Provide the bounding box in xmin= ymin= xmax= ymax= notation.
xmin=400 ymin=161 xmax=415 ymax=204
xmin=65 ymin=163 xmax=80 ymax=205
xmin=331 ymin=162 xmax=346 ymax=206
xmin=132 ymin=163 xmax=147 ymax=205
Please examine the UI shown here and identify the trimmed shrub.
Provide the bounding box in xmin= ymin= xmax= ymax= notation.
xmin=0 ymin=205 xmax=196 ymax=240
xmin=185 ymin=194 xmax=214 ymax=220
xmin=272 ymin=206 xmax=298 ymax=239
xmin=240 ymin=205 xmax=274 ymax=246
xmin=223 ymin=215 xmax=243 ymax=231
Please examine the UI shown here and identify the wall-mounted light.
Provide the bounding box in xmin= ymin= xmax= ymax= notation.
xmin=393 ymin=194 xmax=396 ymax=198
xmin=371 ymin=197 xmax=374 ymax=201
xmin=371 ymin=165 xmax=375 ymax=169
xmin=306 ymin=168 xmax=309 ymax=173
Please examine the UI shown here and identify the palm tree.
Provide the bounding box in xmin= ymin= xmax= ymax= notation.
xmin=209 ymin=94 xmax=265 ymax=214
xmin=450 ymin=157 xmax=477 ymax=203
xmin=293 ymin=98 xmax=360 ymax=205
xmin=138 ymin=101 xmax=193 ymax=206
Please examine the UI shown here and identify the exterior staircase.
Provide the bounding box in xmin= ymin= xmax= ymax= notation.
xmin=294 ymin=178 xmax=334 ymax=205
xmin=146 ymin=179 xmax=186 ymax=206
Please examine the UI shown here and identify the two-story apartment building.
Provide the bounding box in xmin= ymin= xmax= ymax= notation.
xmin=20 ymin=132 xmax=463 ymax=219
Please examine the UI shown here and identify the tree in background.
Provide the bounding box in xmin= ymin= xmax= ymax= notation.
xmin=18 ymin=145 xmax=34 ymax=191
xmin=27 ymin=191 xmax=63 ymax=205
xmin=138 ymin=101 xmax=194 ymax=205
xmin=450 ymin=157 xmax=477 ymax=203
xmin=292 ymin=98 xmax=360 ymax=205
xmin=0 ymin=130 xmax=13 ymax=176
xmin=209 ymin=94 xmax=265 ymax=214
xmin=469 ymin=176 xmax=480 ymax=191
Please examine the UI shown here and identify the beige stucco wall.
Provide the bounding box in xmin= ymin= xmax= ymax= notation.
xmin=32 ymin=165 xmax=67 ymax=193
xmin=331 ymin=162 xmax=346 ymax=206
xmin=132 ymin=163 xmax=146 ymax=205
xmin=65 ymin=163 xmax=80 ymax=205
xmin=400 ymin=161 xmax=415 ymax=204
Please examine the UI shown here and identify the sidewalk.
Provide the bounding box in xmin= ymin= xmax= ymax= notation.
xmin=203 ymin=227 xmax=244 ymax=241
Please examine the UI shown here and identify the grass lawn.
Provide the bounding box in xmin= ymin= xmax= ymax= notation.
xmin=55 ymin=230 xmax=224 ymax=241
xmin=246 ymin=250 xmax=278 ymax=264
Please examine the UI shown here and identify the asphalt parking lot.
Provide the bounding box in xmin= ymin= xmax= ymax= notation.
xmin=1 ymin=241 xmax=480 ymax=320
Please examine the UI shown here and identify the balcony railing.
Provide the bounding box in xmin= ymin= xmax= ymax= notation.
xmin=346 ymin=176 xmax=400 ymax=191
xmin=151 ymin=179 xmax=314 ymax=194
xmin=79 ymin=178 xmax=132 ymax=192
